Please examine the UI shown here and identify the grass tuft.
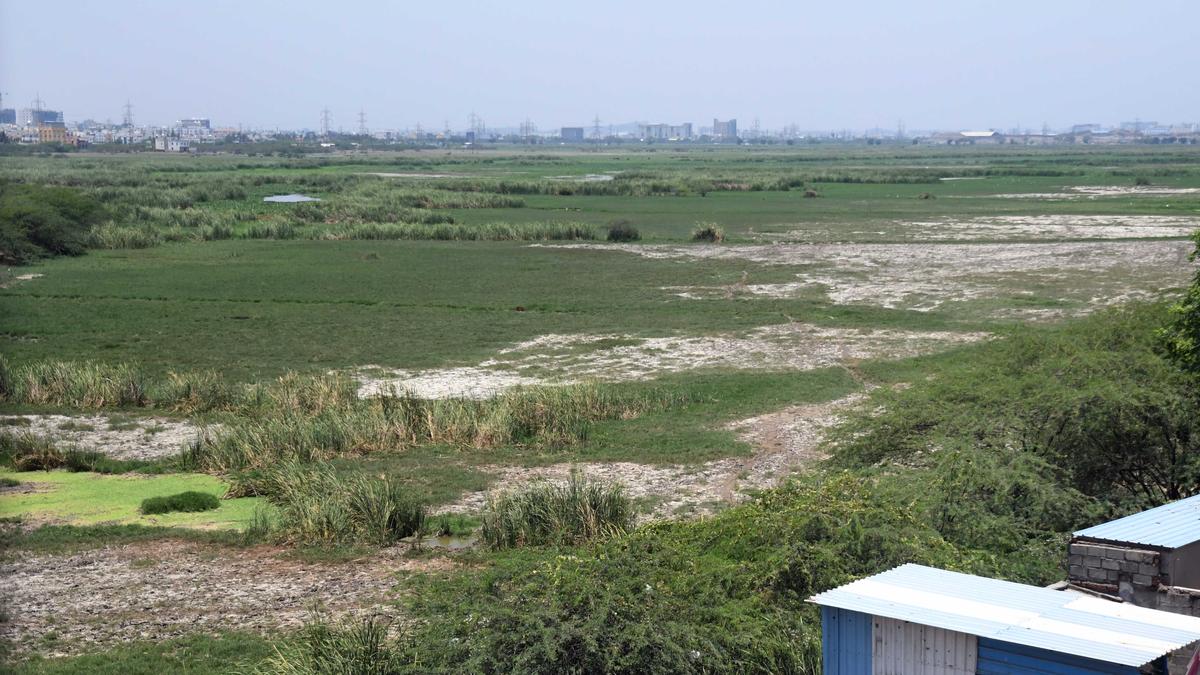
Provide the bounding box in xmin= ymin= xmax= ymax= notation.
xmin=480 ymin=471 xmax=633 ymax=549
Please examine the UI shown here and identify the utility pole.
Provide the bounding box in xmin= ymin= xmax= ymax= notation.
xmin=320 ymin=107 xmax=331 ymax=138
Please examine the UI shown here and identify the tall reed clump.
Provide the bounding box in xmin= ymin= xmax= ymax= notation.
xmin=12 ymin=361 xmax=148 ymax=408
xmin=193 ymin=383 xmax=683 ymax=473
xmin=251 ymin=460 xmax=425 ymax=546
xmin=480 ymin=472 xmax=634 ymax=549
xmin=0 ymin=360 xmax=356 ymax=416
xmin=691 ymin=222 xmax=726 ymax=243
xmin=251 ymin=615 xmax=406 ymax=675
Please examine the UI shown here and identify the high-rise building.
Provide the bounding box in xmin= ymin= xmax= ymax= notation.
xmin=561 ymin=127 xmax=585 ymax=142
xmin=0 ymin=109 xmax=15 ymax=125
xmin=19 ymin=108 xmax=63 ymax=127
xmin=713 ymin=118 xmax=738 ymax=140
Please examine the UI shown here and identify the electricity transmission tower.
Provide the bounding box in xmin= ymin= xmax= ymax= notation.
xmin=320 ymin=107 xmax=332 ymax=137
xmin=591 ymin=115 xmax=602 ymax=141
xmin=357 ymin=108 xmax=368 ymax=136
xmin=122 ymin=100 xmax=134 ymax=127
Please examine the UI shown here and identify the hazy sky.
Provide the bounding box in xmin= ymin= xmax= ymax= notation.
xmin=2 ymin=0 xmax=1196 ymax=132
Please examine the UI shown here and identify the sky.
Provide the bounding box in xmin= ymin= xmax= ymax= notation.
xmin=2 ymin=0 xmax=1197 ymax=132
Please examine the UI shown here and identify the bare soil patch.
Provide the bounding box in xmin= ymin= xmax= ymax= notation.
xmin=0 ymin=540 xmax=450 ymax=657
xmin=993 ymin=185 xmax=1200 ymax=199
xmin=353 ymin=325 xmax=982 ymax=399
xmin=543 ymin=240 xmax=1190 ymax=314
xmin=3 ymin=415 xmax=209 ymax=461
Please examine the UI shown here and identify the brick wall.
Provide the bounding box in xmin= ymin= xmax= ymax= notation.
xmin=1067 ymin=541 xmax=1162 ymax=591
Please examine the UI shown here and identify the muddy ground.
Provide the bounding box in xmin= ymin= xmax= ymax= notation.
xmin=0 ymin=539 xmax=454 ymax=657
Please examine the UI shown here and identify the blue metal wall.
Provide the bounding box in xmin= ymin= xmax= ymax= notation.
xmin=822 ymin=606 xmax=872 ymax=675
xmin=976 ymin=638 xmax=1142 ymax=675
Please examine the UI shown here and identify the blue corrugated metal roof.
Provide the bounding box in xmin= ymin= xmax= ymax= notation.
xmin=808 ymin=564 xmax=1200 ymax=668
xmin=1073 ymin=493 xmax=1200 ymax=549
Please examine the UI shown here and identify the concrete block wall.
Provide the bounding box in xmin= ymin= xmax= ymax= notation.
xmin=1069 ymin=540 xmax=1200 ymax=673
xmin=1067 ymin=541 xmax=1162 ymax=591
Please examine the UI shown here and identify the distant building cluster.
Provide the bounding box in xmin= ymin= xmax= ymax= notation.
xmin=3 ymin=94 xmax=1199 ymax=149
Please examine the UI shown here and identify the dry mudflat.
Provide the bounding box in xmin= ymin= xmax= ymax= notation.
xmin=0 ymin=539 xmax=454 ymax=657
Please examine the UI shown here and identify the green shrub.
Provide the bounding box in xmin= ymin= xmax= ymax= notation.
xmin=480 ymin=472 xmax=633 ymax=549
xmin=0 ymin=182 xmax=103 ymax=264
xmin=690 ymin=222 xmax=725 ymax=243
xmin=0 ymin=476 xmax=18 ymax=488
xmin=140 ymin=491 xmax=221 ymax=515
xmin=606 ymin=220 xmax=641 ymax=242
xmin=1134 ymin=176 xmax=1152 ymax=186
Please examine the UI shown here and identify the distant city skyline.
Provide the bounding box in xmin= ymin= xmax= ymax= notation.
xmin=3 ymin=0 xmax=1197 ymax=132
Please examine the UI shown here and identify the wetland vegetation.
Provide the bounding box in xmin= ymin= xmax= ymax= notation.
xmin=3 ymin=145 xmax=1200 ymax=673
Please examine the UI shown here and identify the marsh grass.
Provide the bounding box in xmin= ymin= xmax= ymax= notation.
xmin=252 ymin=614 xmax=406 ymax=675
xmin=193 ymin=383 xmax=686 ymax=473
xmin=479 ymin=471 xmax=634 ymax=549
xmin=250 ymin=460 xmax=425 ymax=546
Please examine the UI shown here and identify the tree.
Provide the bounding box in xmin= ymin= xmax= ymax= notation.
xmin=1159 ymin=231 xmax=1200 ymax=374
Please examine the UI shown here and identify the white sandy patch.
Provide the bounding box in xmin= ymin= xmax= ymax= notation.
xmin=548 ymin=173 xmax=615 ymax=182
xmin=924 ymin=215 xmax=1197 ymax=240
xmin=355 ymin=366 xmax=548 ymax=399
xmin=2 ymin=415 xmax=209 ymax=461
xmin=993 ymin=185 xmax=1200 ymax=199
xmin=437 ymin=393 xmax=866 ymax=521
xmin=541 ymin=240 xmax=1192 ymax=313
xmin=351 ymin=325 xmax=981 ymax=400
xmin=483 ymin=324 xmax=985 ymax=380
xmin=365 ymin=172 xmax=461 ymax=179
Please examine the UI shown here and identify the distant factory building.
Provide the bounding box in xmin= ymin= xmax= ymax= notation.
xmin=561 ymin=127 xmax=585 ymax=142
xmin=712 ymin=118 xmax=737 ymax=139
xmin=638 ymin=122 xmax=693 ymax=141
xmin=932 ymin=130 xmax=1004 ymax=145
xmin=0 ymin=109 xmax=15 ymax=124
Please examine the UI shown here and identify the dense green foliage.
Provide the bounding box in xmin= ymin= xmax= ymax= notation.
xmin=139 ymin=491 xmax=220 ymax=515
xmin=833 ymin=303 xmax=1200 ymax=507
xmin=1160 ymin=231 xmax=1200 ymax=374
xmin=0 ymin=183 xmax=103 ymax=264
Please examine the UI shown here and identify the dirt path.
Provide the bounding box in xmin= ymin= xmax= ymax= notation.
xmin=0 ymin=540 xmax=452 ymax=657
xmin=437 ymin=393 xmax=865 ymax=520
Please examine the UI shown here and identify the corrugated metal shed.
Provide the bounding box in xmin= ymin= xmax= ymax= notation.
xmin=808 ymin=564 xmax=1200 ymax=668
xmin=1073 ymin=493 xmax=1200 ymax=549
